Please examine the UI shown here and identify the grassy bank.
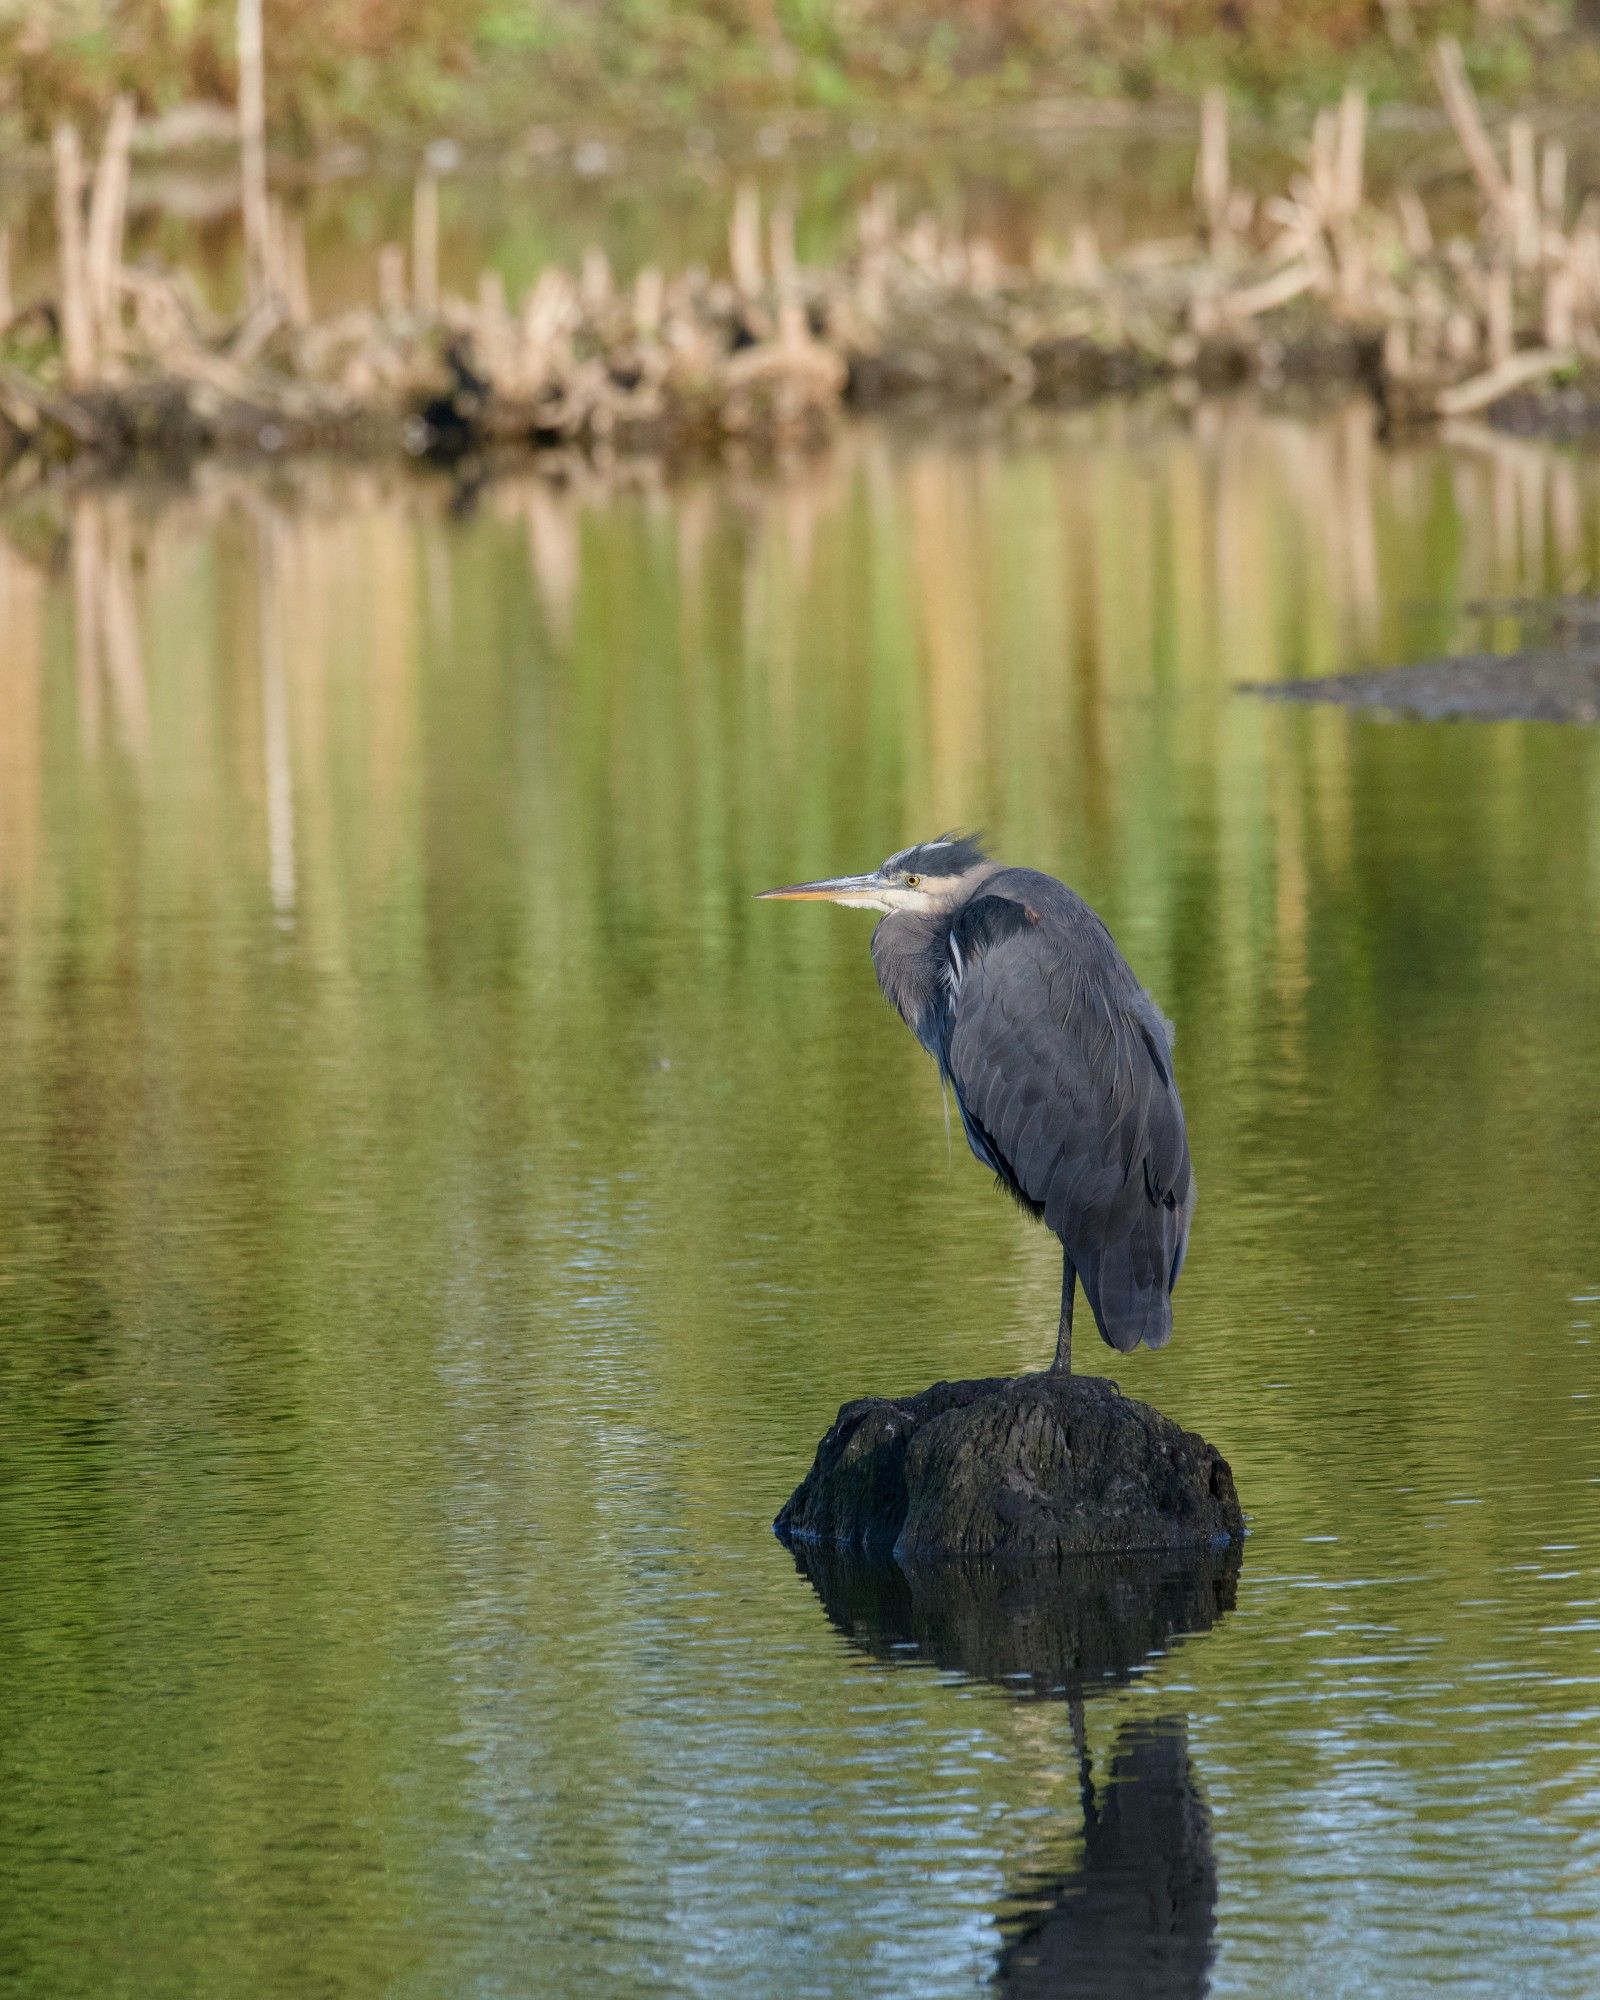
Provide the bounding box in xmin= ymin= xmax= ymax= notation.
xmin=5 ymin=1 xmax=1600 ymax=149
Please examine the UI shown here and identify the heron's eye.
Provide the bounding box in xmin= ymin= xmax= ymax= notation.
xmin=904 ymin=873 xmax=921 ymax=888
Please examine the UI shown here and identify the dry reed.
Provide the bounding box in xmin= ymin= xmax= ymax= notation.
xmin=6 ymin=41 xmax=1600 ymax=474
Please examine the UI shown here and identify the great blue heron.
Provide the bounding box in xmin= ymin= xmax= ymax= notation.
xmin=759 ymin=835 xmax=1194 ymax=1372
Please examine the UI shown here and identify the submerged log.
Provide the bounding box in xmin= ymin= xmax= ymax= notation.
xmin=775 ymin=1372 xmax=1243 ymax=1562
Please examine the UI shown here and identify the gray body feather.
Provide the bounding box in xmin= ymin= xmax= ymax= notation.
xmin=871 ymin=866 xmax=1194 ymax=1354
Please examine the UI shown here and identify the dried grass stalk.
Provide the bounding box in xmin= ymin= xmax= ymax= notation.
xmin=52 ymin=123 xmax=95 ymax=384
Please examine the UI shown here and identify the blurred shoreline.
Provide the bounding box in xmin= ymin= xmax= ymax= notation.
xmin=10 ymin=22 xmax=1600 ymax=480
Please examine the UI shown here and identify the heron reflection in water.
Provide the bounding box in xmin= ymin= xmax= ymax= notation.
xmin=760 ymin=837 xmax=1195 ymax=1371
xmin=794 ymin=1544 xmax=1230 ymax=1999
xmin=995 ymin=1715 xmax=1215 ymax=2000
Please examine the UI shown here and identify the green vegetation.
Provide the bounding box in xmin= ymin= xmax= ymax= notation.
xmin=3 ymin=0 xmax=1598 ymax=146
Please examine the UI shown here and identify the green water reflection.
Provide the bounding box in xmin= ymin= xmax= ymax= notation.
xmin=2 ymin=399 xmax=1599 ymax=1997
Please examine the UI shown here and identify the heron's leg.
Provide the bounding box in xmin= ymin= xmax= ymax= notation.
xmin=1052 ymin=1254 xmax=1075 ymax=1374
xmin=1070 ymin=1696 xmax=1097 ymax=1826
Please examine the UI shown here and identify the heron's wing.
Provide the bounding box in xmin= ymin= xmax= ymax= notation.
xmin=943 ymin=889 xmax=1193 ymax=1352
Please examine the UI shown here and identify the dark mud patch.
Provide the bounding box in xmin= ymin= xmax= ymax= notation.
xmin=1244 ymin=648 xmax=1600 ymax=723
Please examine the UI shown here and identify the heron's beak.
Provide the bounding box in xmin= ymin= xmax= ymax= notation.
xmin=757 ymin=871 xmax=885 ymax=907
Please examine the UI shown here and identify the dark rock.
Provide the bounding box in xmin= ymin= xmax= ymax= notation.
xmin=774 ymin=1373 xmax=1242 ymax=1561
xmin=793 ymin=1537 xmax=1241 ymax=1699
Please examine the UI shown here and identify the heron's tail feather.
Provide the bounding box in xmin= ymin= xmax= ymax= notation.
xmin=1077 ymin=1221 xmax=1179 ymax=1354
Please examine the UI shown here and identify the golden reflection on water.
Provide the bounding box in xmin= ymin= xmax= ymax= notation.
xmin=3 ymin=399 xmax=1594 ymax=852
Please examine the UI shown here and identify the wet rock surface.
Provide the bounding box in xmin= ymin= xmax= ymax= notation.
xmin=774 ymin=1373 xmax=1243 ymax=1561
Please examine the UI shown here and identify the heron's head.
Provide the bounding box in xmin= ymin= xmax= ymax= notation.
xmin=758 ymin=834 xmax=992 ymax=914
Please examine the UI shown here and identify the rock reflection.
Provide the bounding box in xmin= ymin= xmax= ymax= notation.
xmin=793 ymin=1540 xmax=1239 ymax=1701
xmin=794 ymin=1544 xmax=1234 ymax=1994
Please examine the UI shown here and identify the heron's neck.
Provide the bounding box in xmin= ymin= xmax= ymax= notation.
xmin=870 ymin=904 xmax=957 ymax=1056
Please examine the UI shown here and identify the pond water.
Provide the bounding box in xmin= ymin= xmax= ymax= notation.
xmin=2 ymin=397 xmax=1600 ymax=1997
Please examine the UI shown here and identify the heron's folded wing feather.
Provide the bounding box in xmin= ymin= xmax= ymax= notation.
xmin=944 ymin=890 xmax=1192 ymax=1271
